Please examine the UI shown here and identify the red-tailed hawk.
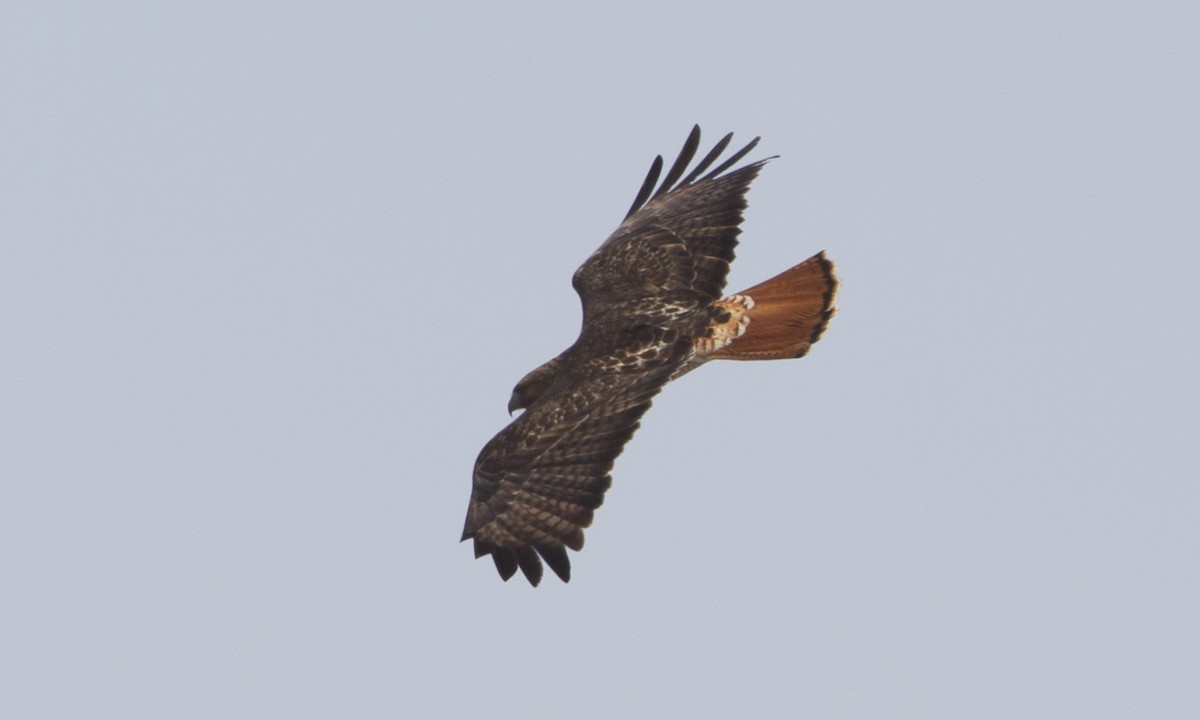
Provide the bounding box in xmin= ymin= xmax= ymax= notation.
xmin=462 ymin=127 xmax=838 ymax=585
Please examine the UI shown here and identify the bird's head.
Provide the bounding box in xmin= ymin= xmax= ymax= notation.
xmin=508 ymin=358 xmax=561 ymax=415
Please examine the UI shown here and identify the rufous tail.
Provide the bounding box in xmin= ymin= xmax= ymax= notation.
xmin=711 ymin=251 xmax=838 ymax=360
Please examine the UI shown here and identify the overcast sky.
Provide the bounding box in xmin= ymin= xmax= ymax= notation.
xmin=3 ymin=2 xmax=1198 ymax=718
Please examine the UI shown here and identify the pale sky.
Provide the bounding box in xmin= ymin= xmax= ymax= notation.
xmin=3 ymin=2 xmax=1198 ymax=718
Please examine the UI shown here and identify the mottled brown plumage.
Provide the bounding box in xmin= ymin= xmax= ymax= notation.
xmin=463 ymin=127 xmax=838 ymax=585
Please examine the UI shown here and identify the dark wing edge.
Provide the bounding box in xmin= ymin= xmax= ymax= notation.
xmin=624 ymin=125 xmax=764 ymax=221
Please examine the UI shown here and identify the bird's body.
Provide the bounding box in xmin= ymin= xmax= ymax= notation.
xmin=462 ymin=127 xmax=838 ymax=585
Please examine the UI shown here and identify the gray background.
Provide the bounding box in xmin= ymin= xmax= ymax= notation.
xmin=3 ymin=2 xmax=1198 ymax=718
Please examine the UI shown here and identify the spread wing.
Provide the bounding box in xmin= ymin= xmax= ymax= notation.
xmin=464 ymin=325 xmax=690 ymax=586
xmin=572 ymin=125 xmax=766 ymax=319
xmin=463 ymin=127 xmax=767 ymax=585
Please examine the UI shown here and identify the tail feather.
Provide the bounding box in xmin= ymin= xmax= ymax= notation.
xmin=712 ymin=251 xmax=838 ymax=360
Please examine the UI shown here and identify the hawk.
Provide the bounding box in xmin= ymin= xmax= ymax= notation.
xmin=462 ymin=126 xmax=838 ymax=585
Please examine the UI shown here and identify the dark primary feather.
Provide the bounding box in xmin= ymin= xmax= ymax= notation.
xmin=679 ymin=132 xmax=733 ymax=186
xmin=699 ymin=134 xmax=761 ymax=181
xmin=463 ymin=127 xmax=768 ymax=585
xmin=650 ymin=125 xmax=701 ymax=203
xmin=625 ymin=155 xmax=663 ymax=222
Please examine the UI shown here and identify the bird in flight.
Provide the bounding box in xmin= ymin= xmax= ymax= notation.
xmin=462 ymin=126 xmax=838 ymax=585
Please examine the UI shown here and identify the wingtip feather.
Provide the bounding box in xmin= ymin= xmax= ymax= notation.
xmin=514 ymin=547 xmax=544 ymax=587
xmin=491 ymin=548 xmax=519 ymax=581
xmin=537 ymin=545 xmax=572 ymax=583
